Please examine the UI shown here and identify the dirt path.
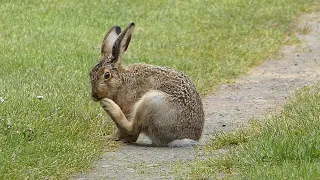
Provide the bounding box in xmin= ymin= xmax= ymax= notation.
xmin=75 ymin=12 xmax=320 ymax=180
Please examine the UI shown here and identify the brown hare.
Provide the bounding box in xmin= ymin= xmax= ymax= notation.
xmin=89 ymin=22 xmax=204 ymax=147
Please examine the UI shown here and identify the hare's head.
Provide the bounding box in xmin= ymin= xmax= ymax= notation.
xmin=90 ymin=22 xmax=135 ymax=101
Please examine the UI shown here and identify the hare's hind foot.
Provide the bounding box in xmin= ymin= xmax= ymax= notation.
xmin=168 ymin=139 xmax=199 ymax=147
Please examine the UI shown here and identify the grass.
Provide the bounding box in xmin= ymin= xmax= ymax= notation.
xmin=0 ymin=0 xmax=319 ymax=179
xmin=186 ymin=86 xmax=320 ymax=179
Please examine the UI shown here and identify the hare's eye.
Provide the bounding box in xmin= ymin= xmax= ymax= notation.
xmin=104 ymin=72 xmax=111 ymax=79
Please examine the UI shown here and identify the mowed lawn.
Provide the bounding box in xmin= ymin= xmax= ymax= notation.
xmin=0 ymin=0 xmax=319 ymax=179
xmin=187 ymin=86 xmax=320 ymax=179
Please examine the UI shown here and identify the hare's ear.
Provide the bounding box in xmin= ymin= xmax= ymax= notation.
xmin=101 ymin=26 xmax=121 ymax=56
xmin=111 ymin=22 xmax=135 ymax=62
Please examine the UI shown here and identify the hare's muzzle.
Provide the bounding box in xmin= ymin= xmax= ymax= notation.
xmin=91 ymin=92 xmax=100 ymax=102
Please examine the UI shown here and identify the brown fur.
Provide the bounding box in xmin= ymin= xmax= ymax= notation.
xmin=89 ymin=22 xmax=204 ymax=146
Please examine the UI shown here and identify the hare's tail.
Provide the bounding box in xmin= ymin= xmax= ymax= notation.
xmin=168 ymin=139 xmax=199 ymax=148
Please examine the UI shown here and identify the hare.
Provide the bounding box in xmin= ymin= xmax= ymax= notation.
xmin=89 ymin=22 xmax=205 ymax=147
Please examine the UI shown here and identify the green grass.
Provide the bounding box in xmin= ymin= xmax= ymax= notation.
xmin=0 ymin=0 xmax=319 ymax=179
xmin=187 ymin=86 xmax=320 ymax=179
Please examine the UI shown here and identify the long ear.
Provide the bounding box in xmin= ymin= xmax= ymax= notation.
xmin=101 ymin=26 xmax=121 ymax=55
xmin=111 ymin=22 xmax=135 ymax=62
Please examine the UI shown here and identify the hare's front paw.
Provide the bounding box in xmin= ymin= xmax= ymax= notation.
xmin=106 ymin=130 xmax=138 ymax=143
xmin=100 ymin=98 xmax=124 ymax=121
xmin=100 ymin=98 xmax=117 ymax=113
xmin=106 ymin=132 xmax=122 ymax=141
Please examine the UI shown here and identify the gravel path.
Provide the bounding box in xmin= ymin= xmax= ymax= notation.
xmin=75 ymin=12 xmax=320 ymax=180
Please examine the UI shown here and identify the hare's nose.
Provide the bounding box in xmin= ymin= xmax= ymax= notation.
xmin=91 ymin=92 xmax=99 ymax=102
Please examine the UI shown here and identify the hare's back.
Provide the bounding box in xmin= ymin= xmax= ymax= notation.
xmin=128 ymin=64 xmax=203 ymax=114
xmin=126 ymin=64 xmax=199 ymax=102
